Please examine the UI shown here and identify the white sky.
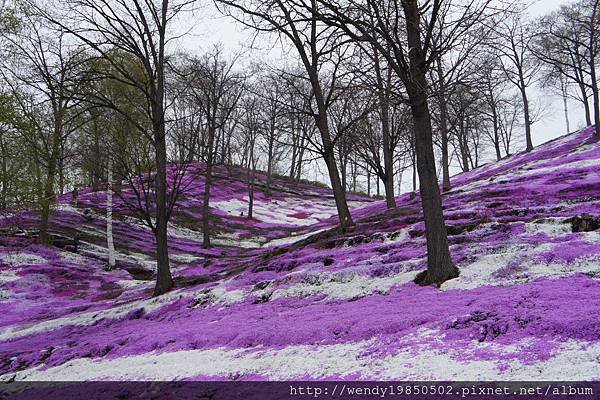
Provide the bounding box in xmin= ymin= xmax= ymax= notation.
xmin=174 ymin=0 xmax=587 ymax=193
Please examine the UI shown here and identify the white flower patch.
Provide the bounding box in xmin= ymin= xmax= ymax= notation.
xmin=264 ymin=262 xmax=417 ymax=301
xmin=214 ymin=232 xmax=265 ymax=249
xmin=263 ymin=228 xmax=327 ymax=248
xmin=525 ymin=218 xmax=571 ymax=237
xmin=0 ymin=286 xmax=193 ymax=341
xmin=4 ymin=332 xmax=599 ymax=381
xmin=59 ymin=251 xmax=89 ymax=264
xmin=1 ymin=253 xmax=47 ymax=267
xmin=211 ymin=196 xmax=342 ymax=227
xmin=0 ymin=270 xmax=19 ymax=301
xmin=442 ymin=243 xmax=600 ymax=291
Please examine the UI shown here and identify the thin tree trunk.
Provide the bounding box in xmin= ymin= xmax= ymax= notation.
xmin=561 ymin=83 xmax=570 ymax=134
xmin=304 ymin=55 xmax=353 ymax=228
xmin=39 ymin=121 xmax=61 ymax=244
xmin=266 ymin=132 xmax=274 ymax=194
xmin=436 ymin=59 xmax=451 ymax=192
xmin=578 ymin=82 xmax=592 ymax=126
xmin=590 ymin=59 xmax=600 ymax=138
xmin=202 ymin=126 xmax=216 ymax=248
xmin=106 ymin=154 xmax=116 ymax=270
xmin=411 ymin=152 xmax=417 ymax=193
xmin=0 ymin=133 xmax=7 ymax=210
xmin=248 ymin=149 xmax=255 ymax=219
xmin=520 ymin=85 xmax=534 ymax=151
xmin=367 ymin=168 xmax=371 ymax=196
xmin=374 ymin=48 xmax=397 ymax=208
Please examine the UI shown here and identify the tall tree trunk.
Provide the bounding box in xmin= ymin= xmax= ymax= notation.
xmin=578 ymin=82 xmax=592 ymax=126
xmin=152 ymin=5 xmax=173 ymax=296
xmin=289 ymin=117 xmax=298 ymax=180
xmin=590 ymin=59 xmax=600 ymax=138
xmin=435 ymin=59 xmax=451 ymax=192
xmin=520 ymin=84 xmax=534 ymax=151
xmin=202 ymin=126 xmax=216 ymax=248
xmin=396 ymin=159 xmax=403 ymax=194
xmin=374 ymin=48 xmax=397 ymax=208
xmin=106 ymin=154 xmax=116 ymax=270
xmin=39 ymin=120 xmax=61 ymax=244
xmin=411 ymin=152 xmax=417 ymax=193
xmin=560 ymin=77 xmax=571 ymax=134
xmin=248 ymin=146 xmax=255 ymax=219
xmin=295 ymin=129 xmax=306 ymax=181
xmin=493 ymin=112 xmax=502 ymax=161
xmin=402 ymin=0 xmax=458 ymax=286
xmin=153 ymin=119 xmax=173 ymax=296
xmin=58 ymin=149 xmax=65 ymax=196
xmin=266 ymin=129 xmax=274 ymax=194
xmin=0 ymin=133 xmax=7 ymax=210
xmin=306 ymin=61 xmax=353 ymax=228
xmin=367 ymin=168 xmax=371 ymax=196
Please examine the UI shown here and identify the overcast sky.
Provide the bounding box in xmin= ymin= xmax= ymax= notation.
xmin=177 ymin=0 xmax=587 ymax=192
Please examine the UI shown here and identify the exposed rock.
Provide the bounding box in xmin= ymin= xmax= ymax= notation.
xmin=568 ymin=214 xmax=600 ymax=232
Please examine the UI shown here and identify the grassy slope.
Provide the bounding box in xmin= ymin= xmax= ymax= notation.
xmin=0 ymin=127 xmax=599 ymax=381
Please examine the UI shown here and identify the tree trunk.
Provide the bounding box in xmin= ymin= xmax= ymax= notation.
xmin=153 ymin=119 xmax=173 ymax=296
xmin=305 ymin=60 xmax=353 ymax=228
xmin=202 ymin=126 xmax=216 ymax=248
xmin=493 ymin=112 xmax=502 ymax=161
xmin=290 ymin=117 xmax=298 ymax=179
xmin=295 ymin=129 xmax=306 ymax=181
xmin=152 ymin=10 xmax=173 ymax=296
xmin=39 ymin=121 xmax=61 ymax=244
xmin=590 ymin=59 xmax=600 ymax=138
xmin=248 ymin=153 xmax=255 ymax=219
xmin=411 ymin=151 xmax=417 ymax=193
xmin=402 ymin=0 xmax=458 ymax=286
xmin=436 ymin=59 xmax=451 ymax=192
xmin=266 ymin=131 xmax=274 ymax=194
xmin=374 ymin=49 xmax=397 ymax=208
xmin=0 ymin=133 xmax=7 ymax=210
xmin=560 ymin=77 xmax=570 ymax=134
xmin=367 ymin=168 xmax=371 ymax=196
xmin=106 ymin=154 xmax=116 ymax=270
xmin=578 ymin=81 xmax=592 ymax=126
xmin=520 ymin=85 xmax=534 ymax=151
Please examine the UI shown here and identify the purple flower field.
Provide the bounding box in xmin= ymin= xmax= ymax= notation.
xmin=0 ymin=126 xmax=598 ymax=381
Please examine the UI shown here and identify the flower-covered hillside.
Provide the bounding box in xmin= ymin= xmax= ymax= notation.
xmin=0 ymin=126 xmax=599 ymax=381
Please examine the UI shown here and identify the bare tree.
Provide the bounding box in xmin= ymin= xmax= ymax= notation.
xmin=215 ymin=0 xmax=355 ymax=229
xmin=1 ymin=7 xmax=84 ymax=243
xmin=532 ymin=0 xmax=600 ymax=138
xmin=181 ymin=48 xmax=243 ymax=248
xmin=490 ymin=10 xmax=540 ymax=151
xmin=305 ymin=0 xmax=500 ymax=285
xmin=42 ymin=0 xmax=194 ymax=295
